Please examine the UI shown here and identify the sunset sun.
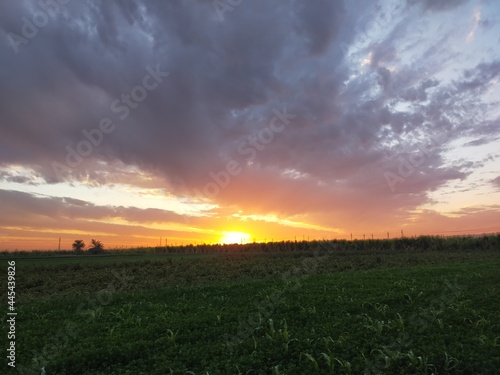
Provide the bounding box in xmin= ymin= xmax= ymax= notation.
xmin=220 ymin=231 xmax=252 ymax=244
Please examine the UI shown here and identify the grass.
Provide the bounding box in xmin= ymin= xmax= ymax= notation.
xmin=0 ymin=239 xmax=499 ymax=374
xmin=7 ymin=252 xmax=217 ymax=267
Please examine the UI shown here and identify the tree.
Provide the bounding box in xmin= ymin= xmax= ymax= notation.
xmin=88 ymin=239 xmax=104 ymax=254
xmin=72 ymin=240 xmax=85 ymax=253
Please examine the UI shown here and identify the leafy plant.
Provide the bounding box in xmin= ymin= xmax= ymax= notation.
xmin=88 ymin=239 xmax=104 ymax=254
xmin=72 ymin=239 xmax=85 ymax=253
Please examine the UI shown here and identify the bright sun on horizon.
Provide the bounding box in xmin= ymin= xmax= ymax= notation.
xmin=220 ymin=231 xmax=252 ymax=244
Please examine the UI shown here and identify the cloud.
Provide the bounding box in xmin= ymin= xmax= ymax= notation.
xmin=293 ymin=0 xmax=346 ymax=55
xmin=456 ymin=61 xmax=500 ymax=93
xmin=406 ymin=0 xmax=468 ymax=12
xmin=0 ymin=0 xmax=347 ymax=188
xmin=0 ymin=171 xmax=40 ymax=185
xmin=493 ymin=176 xmax=500 ymax=188
xmin=0 ymin=189 xmax=186 ymax=225
xmin=463 ymin=136 xmax=500 ymax=147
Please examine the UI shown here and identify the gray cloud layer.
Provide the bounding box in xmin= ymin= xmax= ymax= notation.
xmin=1 ymin=0 xmax=499 ymax=230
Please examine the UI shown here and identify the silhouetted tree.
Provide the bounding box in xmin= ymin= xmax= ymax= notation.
xmin=72 ymin=240 xmax=85 ymax=253
xmin=88 ymin=239 xmax=104 ymax=254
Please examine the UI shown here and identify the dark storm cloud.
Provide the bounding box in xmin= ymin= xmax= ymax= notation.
xmin=0 ymin=0 xmax=346 ymax=185
xmin=0 ymin=0 xmax=499 ymax=229
xmin=293 ymin=0 xmax=345 ymax=55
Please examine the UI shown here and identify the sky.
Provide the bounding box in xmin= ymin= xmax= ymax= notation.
xmin=0 ymin=0 xmax=499 ymax=250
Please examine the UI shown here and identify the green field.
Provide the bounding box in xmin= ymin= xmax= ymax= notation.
xmin=1 ymin=238 xmax=499 ymax=374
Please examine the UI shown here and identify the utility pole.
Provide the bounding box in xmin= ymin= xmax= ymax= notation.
xmin=58 ymin=237 xmax=61 ymax=251
xmin=387 ymin=232 xmax=389 ymax=239
xmin=363 ymin=234 xmax=365 ymax=240
xmin=372 ymin=234 xmax=374 ymax=240
xmin=401 ymin=229 xmax=404 ymax=238
xmin=350 ymin=233 xmax=352 ymax=241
